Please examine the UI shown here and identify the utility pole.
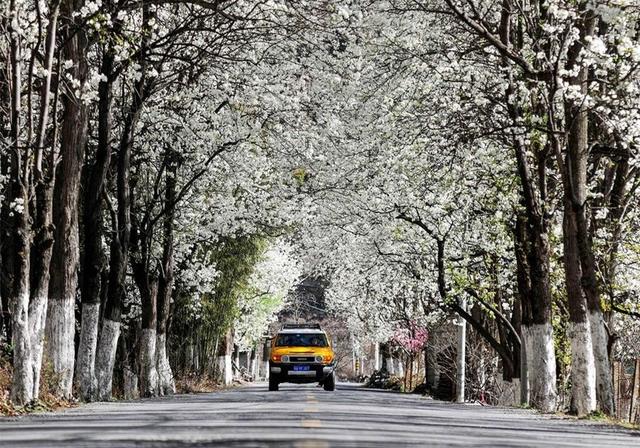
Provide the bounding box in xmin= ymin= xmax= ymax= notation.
xmin=456 ymin=296 xmax=467 ymax=403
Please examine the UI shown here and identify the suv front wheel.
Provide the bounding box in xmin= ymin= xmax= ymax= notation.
xmin=323 ymin=371 xmax=335 ymax=391
xmin=269 ymin=377 xmax=279 ymax=391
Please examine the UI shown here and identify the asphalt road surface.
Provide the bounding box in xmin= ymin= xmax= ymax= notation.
xmin=1 ymin=383 xmax=639 ymax=447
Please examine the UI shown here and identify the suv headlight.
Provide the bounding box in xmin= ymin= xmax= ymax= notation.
xmin=281 ymin=355 xmax=290 ymax=363
xmin=315 ymin=355 xmax=324 ymax=363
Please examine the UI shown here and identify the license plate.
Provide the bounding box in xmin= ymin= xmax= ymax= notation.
xmin=293 ymin=365 xmax=310 ymax=371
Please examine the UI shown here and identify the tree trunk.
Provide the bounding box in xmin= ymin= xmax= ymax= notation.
xmin=95 ymin=110 xmax=135 ymax=399
xmin=94 ymin=52 xmax=145 ymax=398
xmin=95 ymin=317 xmax=121 ymax=401
xmin=262 ymin=338 xmax=270 ymax=380
xmin=251 ymin=349 xmax=259 ymax=379
xmin=519 ymin=331 xmax=529 ymax=406
xmin=134 ymin=259 xmax=158 ymax=397
xmin=374 ymin=342 xmax=380 ymax=371
xmin=76 ymin=43 xmax=116 ymax=402
xmin=75 ymin=302 xmax=100 ymax=400
xmin=0 ymin=286 xmax=4 ymax=344
xmin=598 ymin=158 xmax=630 ymax=365
xmin=9 ymin=185 xmax=33 ymax=405
xmin=29 ymin=179 xmax=55 ymax=399
xmin=383 ymin=341 xmax=395 ymax=375
xmin=156 ymin=332 xmax=174 ymax=395
xmin=514 ymin=210 xmax=556 ymax=410
xmin=216 ymin=330 xmax=233 ymax=385
xmin=28 ymin=26 xmax=59 ymax=395
xmin=7 ymin=2 xmax=34 ymax=404
xmin=556 ymin=8 xmax=605 ymax=417
xmin=396 ymin=356 xmax=404 ymax=377
xmin=564 ymin=203 xmax=596 ymax=416
xmin=511 ymin=120 xmax=557 ymax=413
xmin=131 ymin=201 xmax=159 ymax=397
xmin=46 ymin=2 xmax=88 ymax=398
xmin=567 ymin=20 xmax=615 ymax=418
xmin=0 ymin=19 xmax=12 ymax=346
xmin=139 ymin=327 xmax=158 ymax=397
xmin=156 ymin=149 xmax=178 ymax=395
xmin=576 ymin=200 xmax=615 ymax=413
xmin=234 ymin=345 xmax=240 ymax=377
xmin=119 ymin=333 xmax=139 ymax=400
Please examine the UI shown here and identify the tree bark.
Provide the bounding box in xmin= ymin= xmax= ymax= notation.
xmin=134 ymin=259 xmax=158 ymax=397
xmin=95 ymin=95 xmax=139 ymax=400
xmin=495 ymin=0 xmax=557 ymax=410
xmin=156 ymin=149 xmax=178 ymax=395
xmin=7 ymin=0 xmax=35 ymax=405
xmin=261 ymin=338 xmax=270 ymax=380
xmin=556 ymin=9 xmax=604 ymax=417
xmin=249 ymin=348 xmax=258 ymax=379
xmin=562 ymin=120 xmax=596 ymax=416
xmin=29 ymin=179 xmax=55 ymax=400
xmin=95 ymin=39 xmax=147 ymax=396
xmin=0 ymin=18 xmax=12 ymax=346
xmin=76 ymin=42 xmax=116 ymax=402
xmin=577 ymin=192 xmax=615 ymax=413
xmin=216 ymin=329 xmax=233 ymax=385
xmin=510 ymin=106 xmax=557 ymax=414
xmin=514 ymin=213 xmax=531 ymax=406
xmin=46 ymin=0 xmax=88 ymax=398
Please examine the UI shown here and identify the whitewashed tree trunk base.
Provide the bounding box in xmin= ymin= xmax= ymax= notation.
xmin=140 ymin=328 xmax=159 ymax=397
xmin=28 ymin=294 xmax=48 ymax=400
xmin=45 ymin=298 xmax=75 ymax=398
xmin=262 ymin=361 xmax=269 ymax=380
xmin=75 ymin=303 xmax=100 ymax=401
xmin=250 ymin=358 xmax=257 ymax=380
xmin=569 ymin=320 xmax=596 ymax=416
xmin=217 ymin=355 xmax=232 ymax=385
xmin=156 ymin=333 xmax=175 ymax=395
xmin=95 ymin=319 xmax=120 ymax=401
xmin=522 ymin=323 xmax=557 ymax=412
xmin=589 ymin=310 xmax=615 ymax=414
xmin=11 ymin=292 xmax=34 ymax=405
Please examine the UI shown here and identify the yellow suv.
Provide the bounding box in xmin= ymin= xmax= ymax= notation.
xmin=269 ymin=323 xmax=336 ymax=391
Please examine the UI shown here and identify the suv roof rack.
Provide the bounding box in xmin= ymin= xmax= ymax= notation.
xmin=281 ymin=323 xmax=321 ymax=330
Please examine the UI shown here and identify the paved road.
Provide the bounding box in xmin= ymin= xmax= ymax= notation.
xmin=0 ymin=383 xmax=638 ymax=447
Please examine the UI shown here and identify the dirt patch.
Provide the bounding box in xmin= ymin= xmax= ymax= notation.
xmin=1 ymin=356 xmax=77 ymax=416
xmin=174 ymin=374 xmax=223 ymax=394
xmin=364 ymin=369 xmax=403 ymax=391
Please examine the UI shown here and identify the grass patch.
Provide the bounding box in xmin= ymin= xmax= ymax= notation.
xmin=581 ymin=410 xmax=639 ymax=430
xmin=552 ymin=410 xmax=640 ymax=431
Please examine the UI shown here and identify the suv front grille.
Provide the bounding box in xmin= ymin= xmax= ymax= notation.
xmin=290 ymin=356 xmax=315 ymax=363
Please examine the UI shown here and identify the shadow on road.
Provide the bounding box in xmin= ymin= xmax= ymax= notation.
xmin=0 ymin=382 xmax=638 ymax=447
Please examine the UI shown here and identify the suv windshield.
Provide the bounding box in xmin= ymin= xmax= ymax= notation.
xmin=275 ymin=333 xmax=328 ymax=347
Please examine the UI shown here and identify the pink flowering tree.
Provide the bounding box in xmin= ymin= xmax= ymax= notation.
xmin=391 ymin=321 xmax=429 ymax=391
xmin=392 ymin=321 xmax=429 ymax=356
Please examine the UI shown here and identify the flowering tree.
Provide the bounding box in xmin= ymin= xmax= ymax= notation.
xmin=1 ymin=0 xmax=639 ymax=420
